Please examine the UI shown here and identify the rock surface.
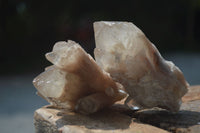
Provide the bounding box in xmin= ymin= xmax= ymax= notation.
xmin=34 ymin=106 xmax=169 ymax=133
xmin=34 ymin=86 xmax=200 ymax=133
xmin=94 ymin=21 xmax=188 ymax=112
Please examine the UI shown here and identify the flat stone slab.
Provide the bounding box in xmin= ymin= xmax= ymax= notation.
xmin=34 ymin=86 xmax=200 ymax=133
xmin=34 ymin=106 xmax=169 ymax=133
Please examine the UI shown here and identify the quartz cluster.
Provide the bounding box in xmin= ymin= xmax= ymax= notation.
xmin=33 ymin=40 xmax=126 ymax=114
xmin=94 ymin=22 xmax=188 ymax=112
xmin=33 ymin=21 xmax=188 ymax=114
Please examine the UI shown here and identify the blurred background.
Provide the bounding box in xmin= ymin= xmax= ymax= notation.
xmin=0 ymin=0 xmax=200 ymax=132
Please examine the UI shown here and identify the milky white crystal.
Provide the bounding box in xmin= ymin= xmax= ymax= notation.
xmin=94 ymin=21 xmax=188 ymax=112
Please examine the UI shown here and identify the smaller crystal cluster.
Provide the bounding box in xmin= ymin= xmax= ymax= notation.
xmin=33 ymin=40 xmax=126 ymax=114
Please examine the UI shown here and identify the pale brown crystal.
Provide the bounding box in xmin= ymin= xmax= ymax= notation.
xmin=33 ymin=40 xmax=126 ymax=114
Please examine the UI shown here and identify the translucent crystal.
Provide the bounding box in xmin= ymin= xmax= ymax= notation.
xmin=94 ymin=21 xmax=188 ymax=112
xmin=33 ymin=65 xmax=66 ymax=98
xmin=33 ymin=40 xmax=126 ymax=113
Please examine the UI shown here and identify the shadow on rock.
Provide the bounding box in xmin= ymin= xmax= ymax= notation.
xmin=133 ymin=109 xmax=200 ymax=131
xmin=55 ymin=108 xmax=132 ymax=130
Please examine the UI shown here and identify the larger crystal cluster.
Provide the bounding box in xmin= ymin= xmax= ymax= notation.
xmin=94 ymin=21 xmax=188 ymax=112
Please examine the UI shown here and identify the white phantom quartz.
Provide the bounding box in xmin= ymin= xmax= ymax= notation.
xmin=94 ymin=21 xmax=188 ymax=112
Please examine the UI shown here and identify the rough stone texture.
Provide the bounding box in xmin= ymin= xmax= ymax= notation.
xmin=34 ymin=106 xmax=169 ymax=133
xmin=34 ymin=86 xmax=200 ymax=133
xmin=94 ymin=21 xmax=188 ymax=112
xmin=182 ymin=85 xmax=200 ymax=103
xmin=33 ymin=40 xmax=126 ymax=114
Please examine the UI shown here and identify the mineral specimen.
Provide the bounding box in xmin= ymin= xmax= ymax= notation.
xmin=94 ymin=21 xmax=188 ymax=112
xmin=33 ymin=40 xmax=126 ymax=114
xmin=33 ymin=21 xmax=189 ymax=114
